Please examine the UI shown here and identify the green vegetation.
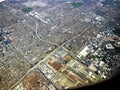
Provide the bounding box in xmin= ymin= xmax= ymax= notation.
xmin=21 ymin=7 xmax=32 ymax=13
xmin=72 ymin=2 xmax=83 ymax=7
xmin=69 ymin=67 xmax=76 ymax=73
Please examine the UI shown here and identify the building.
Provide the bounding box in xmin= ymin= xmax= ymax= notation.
xmin=77 ymin=46 xmax=90 ymax=58
xmin=105 ymin=43 xmax=114 ymax=50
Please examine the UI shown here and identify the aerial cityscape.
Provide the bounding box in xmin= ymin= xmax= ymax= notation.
xmin=0 ymin=0 xmax=120 ymax=90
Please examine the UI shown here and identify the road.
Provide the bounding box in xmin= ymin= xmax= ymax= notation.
xmin=9 ymin=20 xmax=93 ymax=90
xmin=35 ymin=21 xmax=59 ymax=46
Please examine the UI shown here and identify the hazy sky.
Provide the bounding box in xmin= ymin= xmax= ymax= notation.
xmin=0 ymin=0 xmax=5 ymax=2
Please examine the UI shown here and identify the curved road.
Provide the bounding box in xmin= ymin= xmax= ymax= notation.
xmin=35 ymin=21 xmax=59 ymax=46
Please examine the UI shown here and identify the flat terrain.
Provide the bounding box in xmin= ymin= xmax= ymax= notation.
xmin=0 ymin=0 xmax=120 ymax=90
